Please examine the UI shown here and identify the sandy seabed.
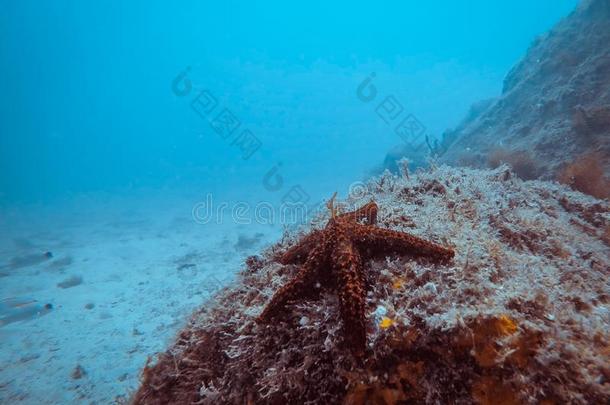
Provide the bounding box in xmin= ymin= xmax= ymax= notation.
xmin=0 ymin=191 xmax=280 ymax=404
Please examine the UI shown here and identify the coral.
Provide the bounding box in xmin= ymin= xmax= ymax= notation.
xmin=487 ymin=148 xmax=540 ymax=180
xmin=557 ymin=152 xmax=610 ymax=199
xmin=258 ymin=197 xmax=454 ymax=355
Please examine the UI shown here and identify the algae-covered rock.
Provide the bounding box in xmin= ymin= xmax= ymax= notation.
xmin=133 ymin=165 xmax=609 ymax=404
xmin=439 ymin=0 xmax=610 ymax=181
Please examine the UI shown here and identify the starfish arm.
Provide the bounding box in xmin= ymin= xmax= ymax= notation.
xmin=332 ymin=237 xmax=367 ymax=355
xmin=256 ymin=267 xmax=314 ymax=323
xmin=258 ymin=240 xmax=330 ymax=323
xmin=258 ymin=201 xmax=456 ymax=357
xmin=338 ymin=201 xmax=378 ymax=225
xmin=279 ymin=229 xmax=324 ymax=265
xmin=353 ymin=224 xmax=455 ymax=262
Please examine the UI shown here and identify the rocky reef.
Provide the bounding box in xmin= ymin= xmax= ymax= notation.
xmin=132 ymin=164 xmax=609 ymax=404
xmin=440 ymin=0 xmax=610 ymax=179
xmin=384 ymin=0 xmax=610 ymax=186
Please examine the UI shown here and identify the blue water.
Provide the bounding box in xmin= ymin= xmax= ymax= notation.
xmin=0 ymin=0 xmax=578 ymax=206
xmin=0 ymin=1 xmax=578 ymax=403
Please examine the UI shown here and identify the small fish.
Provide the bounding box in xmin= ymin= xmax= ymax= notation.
xmin=2 ymin=251 xmax=53 ymax=271
xmin=0 ymin=298 xmax=53 ymax=327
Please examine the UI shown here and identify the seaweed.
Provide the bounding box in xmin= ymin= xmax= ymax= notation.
xmin=557 ymin=152 xmax=610 ymax=199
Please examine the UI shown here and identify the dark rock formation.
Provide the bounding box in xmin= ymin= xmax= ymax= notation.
xmin=440 ymin=0 xmax=610 ymax=179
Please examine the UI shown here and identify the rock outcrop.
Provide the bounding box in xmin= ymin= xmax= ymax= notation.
xmin=381 ymin=0 xmax=610 ymax=184
xmin=133 ymin=165 xmax=610 ymax=404
xmin=439 ymin=0 xmax=610 ymax=179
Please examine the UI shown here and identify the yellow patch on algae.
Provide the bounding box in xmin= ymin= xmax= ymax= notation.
xmin=379 ymin=317 xmax=395 ymax=329
xmin=457 ymin=315 xmax=521 ymax=368
xmin=392 ymin=278 xmax=404 ymax=289
xmin=497 ymin=314 xmax=518 ymax=335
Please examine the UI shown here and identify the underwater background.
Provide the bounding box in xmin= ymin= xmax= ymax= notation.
xmin=0 ymin=1 xmax=595 ymax=404
xmin=1 ymin=1 xmax=578 ymax=206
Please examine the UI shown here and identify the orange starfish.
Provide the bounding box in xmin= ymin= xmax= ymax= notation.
xmin=257 ymin=196 xmax=455 ymax=355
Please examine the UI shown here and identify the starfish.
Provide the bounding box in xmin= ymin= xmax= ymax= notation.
xmin=257 ymin=196 xmax=455 ymax=355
